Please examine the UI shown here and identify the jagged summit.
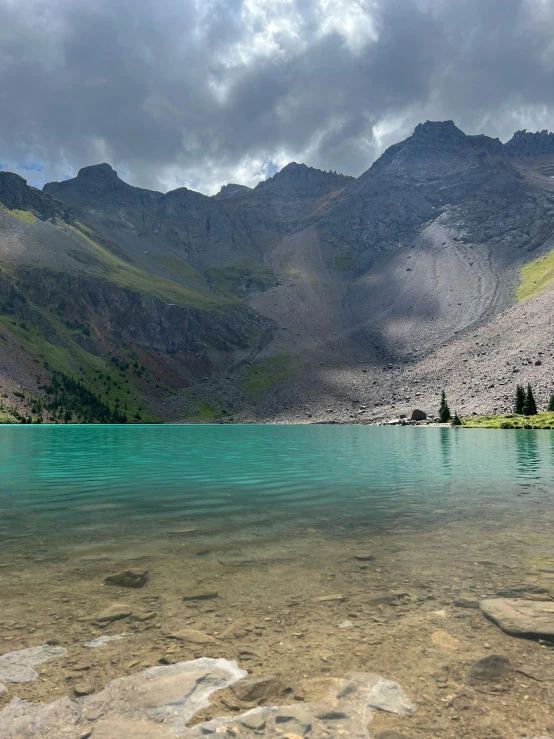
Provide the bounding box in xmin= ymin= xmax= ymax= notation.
xmin=255 ymin=161 xmax=353 ymax=198
xmin=504 ymin=129 xmax=554 ymax=158
xmin=214 ymin=183 xmax=253 ymax=200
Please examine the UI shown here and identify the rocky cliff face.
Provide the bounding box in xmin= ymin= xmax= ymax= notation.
xmin=313 ymin=120 xmax=523 ymax=268
xmin=0 ymin=172 xmax=71 ymax=222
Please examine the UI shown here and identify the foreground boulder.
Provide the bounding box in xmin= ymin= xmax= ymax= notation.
xmin=480 ymin=598 xmax=554 ymax=638
xmin=0 ymin=658 xmax=415 ymax=738
xmin=410 ymin=409 xmax=427 ymax=421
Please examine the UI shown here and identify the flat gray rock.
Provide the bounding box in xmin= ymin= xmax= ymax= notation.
xmin=0 ymin=657 xmax=416 ymax=738
xmin=0 ymin=646 xmax=67 ymax=684
xmin=480 ymin=598 xmax=554 ymax=637
xmin=84 ymin=634 xmax=126 ymax=649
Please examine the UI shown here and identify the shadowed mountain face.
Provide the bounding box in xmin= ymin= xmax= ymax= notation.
xmin=3 ymin=121 xmax=554 ymax=423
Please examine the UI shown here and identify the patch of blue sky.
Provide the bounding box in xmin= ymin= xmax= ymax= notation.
xmin=20 ymin=161 xmax=45 ymax=172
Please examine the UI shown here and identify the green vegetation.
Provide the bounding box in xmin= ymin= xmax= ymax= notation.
xmin=241 ymin=353 xmax=296 ymax=398
xmin=73 ymin=224 xmax=232 ymax=311
xmin=41 ymin=371 xmax=129 ymax=423
xmin=451 ymin=413 xmax=461 ymax=426
xmin=5 ymin=208 xmax=37 ymax=225
xmin=548 ymin=394 xmax=554 ymax=412
xmin=518 ymin=247 xmax=554 ymax=301
xmin=192 ymin=401 xmax=216 ymax=419
xmin=206 ymin=258 xmax=277 ymax=298
xmin=334 ymin=253 xmax=353 ymax=271
xmin=459 ymin=413 xmax=554 ymax=429
xmin=280 ymin=260 xmax=301 ymax=280
xmin=523 ymin=383 xmax=538 ymax=416
xmin=0 ymin=408 xmax=22 ymax=423
xmin=152 ymin=252 xmax=209 ymax=290
xmin=0 ymin=312 xmax=157 ymax=422
xmin=514 ymin=384 xmax=526 ymax=414
xmin=438 ymin=390 xmax=451 ymax=423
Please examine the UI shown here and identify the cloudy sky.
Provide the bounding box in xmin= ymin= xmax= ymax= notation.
xmin=1 ymin=0 xmax=554 ymax=194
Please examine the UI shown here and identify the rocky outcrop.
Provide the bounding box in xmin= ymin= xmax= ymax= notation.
xmin=504 ymin=130 xmax=554 ymax=158
xmin=214 ymin=183 xmax=253 ymax=200
xmin=0 ymin=172 xmax=71 ymax=222
xmin=255 ymin=162 xmax=353 ymax=198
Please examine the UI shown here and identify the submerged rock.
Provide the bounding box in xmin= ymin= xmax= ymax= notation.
xmin=84 ymin=634 xmax=126 ymax=649
xmin=0 ymin=645 xmax=67 ymax=683
xmin=480 ymin=598 xmax=554 ymax=637
xmin=467 ymin=655 xmax=510 ymax=685
xmin=182 ymin=591 xmax=219 ymax=601
xmin=104 ymin=568 xmax=149 ymax=588
xmin=93 ymin=604 xmax=133 ymax=625
xmin=0 ymin=658 xmax=415 ymax=738
xmin=169 ymin=628 xmax=217 ymax=644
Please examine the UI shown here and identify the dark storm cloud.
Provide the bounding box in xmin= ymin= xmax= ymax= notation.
xmin=1 ymin=0 xmax=554 ymax=194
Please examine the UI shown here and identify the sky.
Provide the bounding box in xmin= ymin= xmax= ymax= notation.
xmin=2 ymin=0 xmax=554 ymax=195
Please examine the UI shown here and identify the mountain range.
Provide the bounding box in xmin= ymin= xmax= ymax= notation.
xmin=1 ymin=120 xmax=554 ymax=423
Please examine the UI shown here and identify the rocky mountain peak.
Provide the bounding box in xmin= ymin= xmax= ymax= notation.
xmin=0 ymin=171 xmax=71 ymax=222
xmin=214 ymin=183 xmax=253 ymax=200
xmin=43 ymin=164 xmax=162 ymax=210
xmin=411 ymin=119 xmax=467 ymax=143
xmin=76 ymin=162 xmax=120 ymax=185
xmin=255 ymin=162 xmax=353 ymax=198
xmin=503 ymin=129 xmax=554 ymax=158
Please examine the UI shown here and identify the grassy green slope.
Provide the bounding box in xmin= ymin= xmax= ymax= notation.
xmin=518 ymin=247 xmax=554 ymax=301
xmin=460 ymin=412 xmax=554 ymax=429
xmin=73 ymin=224 xmax=234 ymax=310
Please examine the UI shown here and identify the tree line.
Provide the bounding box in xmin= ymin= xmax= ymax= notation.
xmin=437 ymin=385 xmax=554 ymax=424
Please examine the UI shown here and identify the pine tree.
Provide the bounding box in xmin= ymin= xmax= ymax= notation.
xmin=547 ymin=394 xmax=554 ymax=412
xmin=452 ymin=413 xmax=462 ymax=426
xmin=514 ymin=384 xmax=526 ymax=414
xmin=438 ymin=390 xmax=451 ymax=423
xmin=523 ymin=384 xmax=538 ymax=416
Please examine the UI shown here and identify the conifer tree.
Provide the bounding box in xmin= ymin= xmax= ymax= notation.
xmin=523 ymin=384 xmax=538 ymax=416
xmin=438 ymin=390 xmax=451 ymax=423
xmin=452 ymin=412 xmax=462 ymax=426
xmin=547 ymin=394 xmax=554 ymax=412
xmin=514 ymin=384 xmax=525 ymax=414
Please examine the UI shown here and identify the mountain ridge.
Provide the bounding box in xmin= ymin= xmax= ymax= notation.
xmin=2 ymin=120 xmax=554 ymax=423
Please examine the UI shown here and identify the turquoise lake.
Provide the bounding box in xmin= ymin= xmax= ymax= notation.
xmin=1 ymin=425 xmax=554 ymax=545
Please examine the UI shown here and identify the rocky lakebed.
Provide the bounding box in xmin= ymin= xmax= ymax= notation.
xmin=1 ymin=512 xmax=554 ymax=738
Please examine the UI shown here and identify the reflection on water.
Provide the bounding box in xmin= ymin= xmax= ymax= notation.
xmin=515 ymin=430 xmax=541 ymax=491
